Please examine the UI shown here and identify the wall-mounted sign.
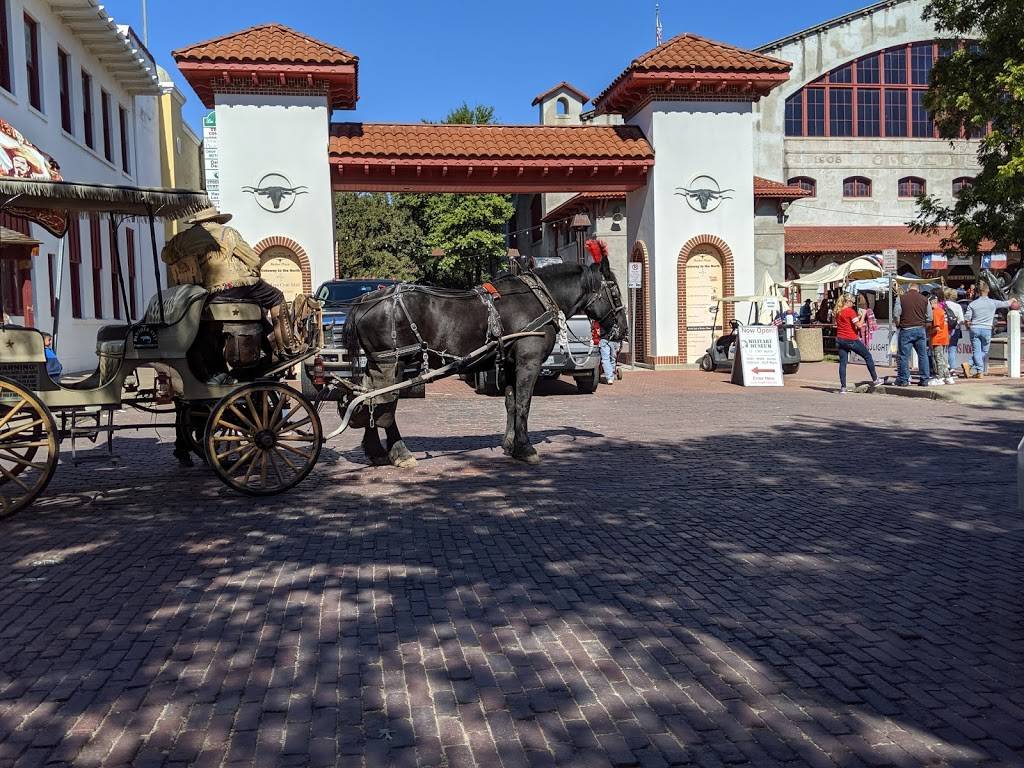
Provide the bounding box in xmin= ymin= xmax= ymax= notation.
xmin=627 ymin=262 xmax=642 ymax=288
xmin=675 ymin=175 xmax=733 ymax=213
xmin=243 ymin=173 xmax=308 ymax=213
xmin=202 ymin=111 xmax=219 ymax=208
xmin=881 ymin=248 xmax=898 ymax=274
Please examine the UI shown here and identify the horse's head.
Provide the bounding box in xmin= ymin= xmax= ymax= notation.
xmin=581 ymin=258 xmax=629 ymax=342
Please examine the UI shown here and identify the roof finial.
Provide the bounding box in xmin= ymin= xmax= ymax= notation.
xmin=656 ymin=3 xmax=663 ymax=46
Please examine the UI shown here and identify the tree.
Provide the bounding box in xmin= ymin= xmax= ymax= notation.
xmin=334 ymin=192 xmax=424 ymax=281
xmin=911 ymin=0 xmax=1024 ymax=254
xmin=395 ymin=103 xmax=515 ymax=287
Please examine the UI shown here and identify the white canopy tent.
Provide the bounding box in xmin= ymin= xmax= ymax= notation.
xmin=788 ymin=257 xmax=884 ymax=289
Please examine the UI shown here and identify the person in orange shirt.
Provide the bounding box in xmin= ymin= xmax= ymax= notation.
xmin=927 ymin=289 xmax=952 ymax=384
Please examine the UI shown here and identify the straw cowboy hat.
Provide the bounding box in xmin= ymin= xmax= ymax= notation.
xmin=187 ymin=206 xmax=232 ymax=225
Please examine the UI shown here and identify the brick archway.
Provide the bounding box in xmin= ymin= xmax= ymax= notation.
xmin=629 ymin=240 xmax=650 ymax=363
xmin=677 ymin=235 xmax=735 ymax=365
xmin=253 ymin=236 xmax=313 ymax=294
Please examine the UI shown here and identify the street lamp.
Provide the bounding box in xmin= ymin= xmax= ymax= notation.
xmin=571 ymin=212 xmax=592 ymax=264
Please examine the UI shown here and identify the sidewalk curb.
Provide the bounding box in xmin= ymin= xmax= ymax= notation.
xmin=859 ymin=384 xmax=945 ymax=400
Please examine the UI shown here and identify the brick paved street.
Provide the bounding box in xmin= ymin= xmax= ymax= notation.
xmin=0 ymin=371 xmax=1021 ymax=767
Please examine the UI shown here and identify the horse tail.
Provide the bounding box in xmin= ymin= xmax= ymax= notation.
xmin=344 ymin=306 xmax=366 ymax=387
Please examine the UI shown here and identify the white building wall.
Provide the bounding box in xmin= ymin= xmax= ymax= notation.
xmin=628 ymin=102 xmax=755 ymax=361
xmin=213 ymin=93 xmax=334 ymax=290
xmin=1 ymin=0 xmax=161 ymax=372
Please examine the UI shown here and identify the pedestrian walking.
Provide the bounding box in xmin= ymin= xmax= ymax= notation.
xmin=834 ymin=293 xmax=882 ymax=393
xmin=893 ymin=283 xmax=936 ymax=386
xmin=927 ymin=291 xmax=952 ymax=384
xmin=962 ymin=282 xmax=1018 ymax=378
xmin=943 ymin=287 xmax=965 ymax=377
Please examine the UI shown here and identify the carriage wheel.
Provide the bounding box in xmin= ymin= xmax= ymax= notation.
xmin=0 ymin=378 xmax=59 ymax=519
xmin=204 ymin=382 xmax=322 ymax=496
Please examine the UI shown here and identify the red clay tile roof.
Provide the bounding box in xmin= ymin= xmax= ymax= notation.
xmin=532 ymin=81 xmax=590 ymax=106
xmin=786 ymin=226 xmax=1002 ymax=254
xmin=595 ymin=33 xmax=791 ymax=112
xmin=328 ymin=123 xmax=654 ymax=163
xmin=631 ymin=33 xmax=791 ymax=75
xmin=753 ymin=176 xmax=811 ymax=200
xmin=173 ymin=23 xmax=357 ymax=65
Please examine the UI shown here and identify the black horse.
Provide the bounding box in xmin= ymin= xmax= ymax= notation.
xmin=979 ymin=267 xmax=1024 ymax=301
xmin=343 ymin=260 xmax=628 ymax=467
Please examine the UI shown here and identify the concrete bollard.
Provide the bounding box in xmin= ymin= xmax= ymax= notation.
xmin=1009 ymin=310 xmax=1021 ymax=379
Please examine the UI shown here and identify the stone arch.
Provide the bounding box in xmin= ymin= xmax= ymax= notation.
xmin=677 ymin=235 xmax=735 ymax=365
xmin=629 ymin=240 xmax=650 ymax=364
xmin=253 ymin=236 xmax=313 ymax=296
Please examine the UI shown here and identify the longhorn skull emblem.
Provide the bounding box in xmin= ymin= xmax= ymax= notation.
xmin=243 ymin=173 xmax=308 ymax=212
xmin=675 ymin=186 xmax=734 ymax=211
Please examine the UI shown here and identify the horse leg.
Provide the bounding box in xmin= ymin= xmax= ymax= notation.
xmin=384 ymin=420 xmax=417 ymax=469
xmin=510 ymin=362 xmax=541 ymax=465
xmin=502 ymin=377 xmax=516 ymax=455
xmin=361 ymin=425 xmax=390 ymax=466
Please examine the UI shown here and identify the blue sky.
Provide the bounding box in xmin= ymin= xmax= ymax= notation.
xmin=104 ymin=0 xmax=874 ymax=132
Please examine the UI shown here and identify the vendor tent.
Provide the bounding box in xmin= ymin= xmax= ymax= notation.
xmin=789 ymin=257 xmax=885 ymax=288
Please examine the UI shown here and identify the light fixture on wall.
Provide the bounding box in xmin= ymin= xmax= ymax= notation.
xmin=571 ymin=212 xmax=592 ymax=265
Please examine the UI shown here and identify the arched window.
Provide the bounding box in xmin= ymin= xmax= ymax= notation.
xmin=952 ymin=176 xmax=974 ymax=197
xmin=783 ymin=40 xmax=983 ymax=139
xmin=787 ymin=176 xmax=817 ymax=197
xmin=556 ymin=97 xmax=569 ymax=116
xmin=898 ymin=177 xmax=926 ymax=197
xmin=843 ymin=177 xmax=872 ymax=198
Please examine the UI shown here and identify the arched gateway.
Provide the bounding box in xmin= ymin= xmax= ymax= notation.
xmin=173 ymin=26 xmax=795 ymax=367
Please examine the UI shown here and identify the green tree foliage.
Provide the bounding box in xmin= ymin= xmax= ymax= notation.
xmin=395 ymin=103 xmax=515 ymax=287
xmin=911 ymin=0 xmax=1024 ymax=252
xmin=334 ymin=192 xmax=423 ymax=281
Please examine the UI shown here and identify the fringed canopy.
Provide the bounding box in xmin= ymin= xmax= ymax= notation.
xmin=0 ymin=179 xmax=211 ymax=219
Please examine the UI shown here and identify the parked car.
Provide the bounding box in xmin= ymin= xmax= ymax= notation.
xmin=300 ymin=278 xmax=425 ymax=399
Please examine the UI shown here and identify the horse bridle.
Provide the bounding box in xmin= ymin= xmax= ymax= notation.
xmin=578 ymin=279 xmax=626 ymax=337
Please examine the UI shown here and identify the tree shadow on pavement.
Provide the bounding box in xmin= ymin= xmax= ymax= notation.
xmin=0 ymin=410 xmax=1021 ymax=767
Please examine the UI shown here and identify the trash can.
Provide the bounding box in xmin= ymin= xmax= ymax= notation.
xmin=794 ymin=327 xmax=824 ymax=362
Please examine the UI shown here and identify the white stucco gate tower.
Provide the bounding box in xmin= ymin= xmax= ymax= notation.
xmin=594 ymin=35 xmax=791 ymax=365
xmin=173 ymin=25 xmax=359 ymax=295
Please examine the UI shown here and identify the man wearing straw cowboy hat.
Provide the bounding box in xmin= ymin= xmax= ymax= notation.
xmin=162 ymin=206 xmax=298 ymax=359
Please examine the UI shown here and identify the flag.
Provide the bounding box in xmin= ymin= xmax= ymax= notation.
xmin=922 ymin=253 xmax=947 ymax=270
xmin=984 ymin=253 xmax=1008 ymax=270
xmin=772 ymin=316 xmax=783 ymax=327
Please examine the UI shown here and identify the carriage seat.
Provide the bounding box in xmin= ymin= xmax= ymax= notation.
xmin=95 ymin=324 xmax=130 ymax=357
xmin=143 ymin=284 xmax=208 ymax=326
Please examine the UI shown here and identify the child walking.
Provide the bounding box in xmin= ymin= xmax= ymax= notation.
xmin=928 ymin=290 xmax=953 ymax=384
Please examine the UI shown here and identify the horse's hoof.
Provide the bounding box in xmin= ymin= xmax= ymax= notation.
xmin=392 ymin=455 xmax=418 ymax=469
xmin=513 ymin=451 xmax=541 ymax=465
xmin=388 ymin=443 xmax=417 ymax=469
xmin=502 ymin=442 xmax=514 ymax=456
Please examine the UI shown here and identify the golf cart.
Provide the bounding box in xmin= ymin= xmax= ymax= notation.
xmin=699 ymin=295 xmax=801 ymax=375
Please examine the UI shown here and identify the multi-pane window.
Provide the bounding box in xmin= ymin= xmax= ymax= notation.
xmin=101 ymin=90 xmax=112 ymax=162
xmin=90 ymin=215 xmax=103 ymax=318
xmin=898 ymin=177 xmax=926 ymax=197
xmin=952 ymin=177 xmax=974 ymax=197
xmin=843 ymin=177 xmax=872 ymax=198
xmin=125 ymin=228 xmax=137 ymax=318
xmin=829 ymin=88 xmax=852 ymax=136
xmin=911 ymin=91 xmax=933 ymax=137
xmin=784 ymin=41 xmax=981 ymax=139
xmin=857 ymin=89 xmax=880 ymax=136
xmin=81 ymin=71 xmax=94 ymax=149
xmin=885 ymin=89 xmax=908 ymax=136
xmin=58 ymin=49 xmax=72 ymax=134
xmin=806 ymin=88 xmax=825 ymax=136
xmin=910 ymin=43 xmax=933 ymax=85
xmin=0 ymin=0 xmax=11 ymax=92
xmin=67 ymin=216 xmax=83 ymax=318
xmin=23 ymin=14 xmax=40 ymax=111
xmin=784 ymin=93 xmax=802 ymax=136
xmin=118 ymin=106 xmax=130 ymax=172
xmin=787 ymin=177 xmax=817 ymax=197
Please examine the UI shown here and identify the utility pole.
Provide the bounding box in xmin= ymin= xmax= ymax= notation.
xmin=141 ymin=0 xmax=148 ymax=45
xmin=656 ymin=4 xmax=663 ymax=46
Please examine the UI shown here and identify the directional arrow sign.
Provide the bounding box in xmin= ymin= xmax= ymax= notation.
xmin=751 ymin=367 xmax=777 ymax=374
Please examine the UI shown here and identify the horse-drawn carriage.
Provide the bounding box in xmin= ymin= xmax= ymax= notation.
xmin=0 ymin=177 xmax=630 ymax=518
xmin=0 ymin=179 xmax=324 ymax=517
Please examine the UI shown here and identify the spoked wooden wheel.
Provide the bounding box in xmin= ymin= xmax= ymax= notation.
xmin=204 ymin=382 xmax=322 ymax=496
xmin=0 ymin=377 xmax=59 ymax=519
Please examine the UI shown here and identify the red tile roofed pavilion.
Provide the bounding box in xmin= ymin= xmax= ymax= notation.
xmin=785 ymin=226 xmax=1004 ymax=254
xmin=594 ymin=33 xmax=791 ymax=115
xmin=173 ymin=23 xmax=358 ymax=109
xmin=328 ymin=123 xmax=654 ymax=193
xmin=753 ymin=176 xmax=811 ymax=200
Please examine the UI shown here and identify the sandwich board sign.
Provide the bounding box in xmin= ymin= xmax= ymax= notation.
xmin=731 ymin=325 xmax=784 ymax=387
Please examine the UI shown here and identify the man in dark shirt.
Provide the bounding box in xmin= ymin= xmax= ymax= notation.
xmin=893 ymin=283 xmax=934 ymax=386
